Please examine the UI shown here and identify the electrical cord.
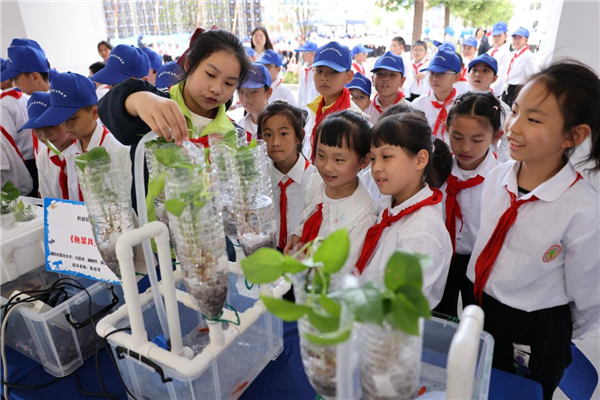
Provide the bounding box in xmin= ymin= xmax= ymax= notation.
xmin=95 ymin=327 xmax=139 ymax=400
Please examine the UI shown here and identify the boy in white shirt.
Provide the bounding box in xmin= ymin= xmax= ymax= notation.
xmin=294 ymin=41 xmax=319 ymax=111
xmin=346 ymin=72 xmax=372 ymax=112
xmin=236 ymin=63 xmax=273 ymax=139
xmin=408 ymin=41 xmax=429 ymax=102
xmin=389 ymin=36 xmax=415 ymax=97
xmin=350 ymin=44 xmax=373 ymax=76
xmin=256 ymin=50 xmax=298 ymax=107
xmin=501 ymin=27 xmax=539 ymax=107
xmin=487 ymin=22 xmax=511 ymax=96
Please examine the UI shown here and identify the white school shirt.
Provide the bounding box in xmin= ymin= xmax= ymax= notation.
xmin=297 ymin=65 xmax=319 ymax=111
xmin=505 ymin=47 xmax=539 ymax=86
xmin=0 ymin=131 xmax=33 ymax=195
xmin=96 ymin=84 xmax=110 ymax=100
xmin=268 ymin=72 xmax=299 ymax=107
xmin=487 ymin=42 xmax=511 ymax=95
xmin=411 ymin=90 xmax=455 ymax=146
xmin=465 ymin=161 xmax=600 ymax=339
xmin=272 ymin=155 xmax=316 ymax=246
xmin=293 ymin=174 xmax=378 ymax=285
xmin=1 ymin=88 xmax=33 ymax=160
xmin=36 ymin=146 xmax=73 ymax=199
xmin=65 ymin=121 xmax=132 ymax=201
xmin=400 ymin=53 xmax=415 ymax=97
xmin=237 ymin=113 xmax=258 ymax=140
xmin=359 ymin=185 xmax=452 ymax=309
xmin=409 ymin=58 xmax=430 ymax=96
xmin=440 ymin=151 xmax=499 ymax=255
xmin=364 ymin=94 xmax=412 ymax=125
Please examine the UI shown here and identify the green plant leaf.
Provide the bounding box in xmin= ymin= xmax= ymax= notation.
xmin=318 ymin=294 xmax=341 ymax=318
xmin=148 ymin=172 xmax=167 ymax=198
xmin=241 ymin=248 xmax=284 ymax=284
xmin=248 ymin=138 xmax=258 ymax=149
xmin=341 ymin=282 xmax=384 ymax=326
xmin=1 ymin=182 xmax=15 ymax=192
xmin=384 ymin=250 xmax=424 ymax=292
xmin=221 ymin=130 xmax=238 ymax=149
xmin=165 ymin=199 xmax=185 ymax=217
xmin=74 ymin=147 xmax=110 ymax=171
xmin=154 ymin=147 xmax=177 ymax=167
xmin=396 ymin=285 xmax=431 ymax=318
xmin=308 ymin=309 xmax=340 ymax=333
xmin=391 ymin=293 xmax=420 ymax=336
xmin=2 ymin=187 xmax=20 ymax=201
xmin=260 ymin=294 xmax=311 ymax=321
xmin=313 ymin=228 xmax=350 ymax=274
xmin=45 ymin=139 xmax=63 ymax=156
xmin=13 ymin=200 xmax=24 ymax=212
xmin=280 ymin=255 xmax=307 ymax=274
xmin=303 ymin=324 xmax=352 ymax=345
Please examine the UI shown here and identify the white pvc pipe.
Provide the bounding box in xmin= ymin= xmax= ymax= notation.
xmin=336 ymin=275 xmax=359 ymax=400
xmin=134 ymin=131 xmax=170 ymax=342
xmin=445 ymin=305 xmax=485 ymax=400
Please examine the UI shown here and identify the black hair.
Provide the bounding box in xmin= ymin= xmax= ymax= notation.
xmin=183 ymin=29 xmax=251 ymax=85
xmin=371 ymin=112 xmax=452 ymax=188
xmin=313 ymin=110 xmax=371 ymax=161
xmin=447 ymin=91 xmax=504 ymax=133
xmin=97 ymin=41 xmax=112 ymax=51
xmin=524 ymin=59 xmax=600 ymax=172
xmin=475 ymin=28 xmax=486 ymax=36
xmin=23 ymin=71 xmax=49 ymax=83
xmin=257 ymin=101 xmax=308 ymax=156
xmin=251 ymin=27 xmax=274 ymax=51
xmin=392 ymin=36 xmax=406 ymax=48
xmin=380 ymin=103 xmax=420 ymax=119
xmin=412 ymin=40 xmax=427 ymax=51
xmin=89 ymin=61 xmax=105 ymax=75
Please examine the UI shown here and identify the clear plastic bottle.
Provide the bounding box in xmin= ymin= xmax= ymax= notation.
xmin=209 ymin=143 xmax=241 ymax=245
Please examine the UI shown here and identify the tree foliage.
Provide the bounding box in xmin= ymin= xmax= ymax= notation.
xmin=427 ymin=0 xmax=514 ymax=28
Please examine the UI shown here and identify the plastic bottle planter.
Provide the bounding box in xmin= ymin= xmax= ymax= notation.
xmin=357 ymin=320 xmax=423 ymax=400
xmin=165 ymin=168 xmax=229 ymax=319
xmin=234 ymin=140 xmax=277 ymax=256
xmin=76 ymin=155 xmax=134 ymax=278
xmin=209 ymin=144 xmax=241 ymax=245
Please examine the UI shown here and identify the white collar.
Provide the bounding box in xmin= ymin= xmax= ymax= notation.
xmin=271 ymin=154 xmax=308 ymax=185
xmin=450 ymin=149 xmax=497 ymax=179
xmin=501 ymin=161 xmax=580 ymax=202
xmin=314 ymin=178 xmax=375 ymax=228
xmin=381 ymin=184 xmax=433 ymax=215
xmin=73 ymin=121 xmax=104 ymax=154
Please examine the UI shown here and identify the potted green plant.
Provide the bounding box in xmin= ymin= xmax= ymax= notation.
xmin=1 ymin=182 xmax=36 ymax=224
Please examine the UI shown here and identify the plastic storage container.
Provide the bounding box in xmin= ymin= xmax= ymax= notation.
xmin=0 ymin=265 xmax=124 ymax=377
xmin=106 ymin=274 xmax=283 ymax=400
xmin=420 ymin=316 xmax=494 ymax=400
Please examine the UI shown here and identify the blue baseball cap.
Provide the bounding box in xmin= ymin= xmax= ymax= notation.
xmin=142 ymin=47 xmax=163 ymax=72
xmin=491 ymin=22 xmax=508 ymax=36
xmin=511 ymin=27 xmax=530 ymax=38
xmin=463 ymin=36 xmax=478 ymax=48
xmin=10 ymin=38 xmax=45 ymax=55
xmin=239 ymin=63 xmax=271 ymax=89
xmin=422 ymin=50 xmax=461 ymax=73
xmin=370 ymin=51 xmax=404 ymax=74
xmin=445 ymin=26 xmax=455 ymax=36
xmin=0 ymin=58 xmax=6 ymax=76
xmin=437 ymin=41 xmax=456 ymax=52
xmin=468 ymin=53 xmax=498 ymax=74
xmin=351 ymin=44 xmax=373 ymax=58
xmin=90 ymin=45 xmax=150 ymax=85
xmin=244 ymin=46 xmax=255 ymax=57
xmin=256 ymin=50 xmax=283 ymax=68
xmin=35 ymin=72 xmax=98 ymax=127
xmin=346 ymin=72 xmax=371 ymax=97
xmin=295 ymin=41 xmax=318 ymax=52
xmin=18 ymin=92 xmax=51 ymax=132
xmin=48 ymin=68 xmax=60 ymax=82
xmin=155 ymin=61 xmax=185 ymax=90
xmin=313 ymin=41 xmax=352 ymax=72
xmin=2 ymin=45 xmax=49 ymax=81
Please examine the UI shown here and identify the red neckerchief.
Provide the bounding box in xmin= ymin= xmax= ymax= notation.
xmin=412 ymin=58 xmax=428 ymax=88
xmin=32 ymin=132 xmax=39 ymax=159
xmin=506 ymin=46 xmax=530 ymax=79
xmin=473 ymin=173 xmax=583 ymax=304
xmin=1 ymin=125 xmax=24 ymax=161
xmin=78 ymin=126 xmax=110 ymax=201
xmin=459 ymin=67 xmax=468 ymax=82
xmin=0 ymin=88 xmax=23 ymax=100
xmin=272 ymin=78 xmax=283 ymax=90
xmin=278 ymin=158 xmax=311 ymax=249
xmin=431 ymin=88 xmax=457 ymax=140
xmin=311 ymin=87 xmax=352 ymax=162
xmin=304 ymin=66 xmax=313 ymax=82
xmin=300 ymin=203 xmax=323 ymax=244
xmin=372 ymin=92 xmax=406 ymax=114
xmin=490 ymin=48 xmax=499 ymax=57
xmin=355 ymin=188 xmax=443 ymax=274
xmin=352 ymin=62 xmax=365 ymax=75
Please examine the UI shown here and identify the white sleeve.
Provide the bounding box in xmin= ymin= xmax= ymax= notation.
xmin=491 ymin=52 xmax=510 ymax=95
xmin=297 ymin=73 xmax=306 ymax=109
xmin=36 ymin=156 xmax=53 ymax=198
xmin=1 ymin=103 xmax=18 ymax=136
xmin=402 ymin=56 xmax=415 ymax=97
xmin=302 ymin=113 xmax=315 ymax=160
xmin=522 ymin=56 xmax=539 ymax=81
xmin=285 ymin=87 xmax=299 ymax=107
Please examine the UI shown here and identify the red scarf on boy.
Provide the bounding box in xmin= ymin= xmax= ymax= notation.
xmin=311 ymin=87 xmax=352 ymax=162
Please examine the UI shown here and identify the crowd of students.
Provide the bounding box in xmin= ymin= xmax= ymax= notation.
xmin=1 ymin=22 xmax=599 ymax=400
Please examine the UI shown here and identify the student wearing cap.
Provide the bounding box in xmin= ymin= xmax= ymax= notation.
xmin=487 ymin=22 xmax=511 ymax=96
xmin=256 ymin=49 xmax=298 ymax=107
xmin=244 ymin=46 xmax=256 ymax=62
xmin=19 ymin=92 xmax=74 ymax=199
xmin=237 ymin=63 xmax=273 ymax=139
xmin=454 ymin=52 xmax=472 ymax=96
xmin=460 ymin=36 xmax=478 ymax=83
xmin=389 ymin=36 xmax=415 ymax=98
xmin=364 ymin=52 xmax=412 ymax=125
xmin=142 ymin=46 xmax=163 ymax=85
xmin=346 ymin=72 xmax=372 ymax=111
xmin=467 ymin=54 xmax=511 ymax=162
xmin=306 ymin=41 xmax=362 ymax=159
xmin=35 ymin=72 xmax=131 ymax=202
xmin=90 ymin=44 xmax=150 ymax=87
xmin=294 ymin=41 xmax=319 ymax=111
xmin=89 ymin=62 xmax=110 ymax=100
xmin=1 ymin=128 xmax=32 ymax=197
xmin=501 ymin=27 xmax=538 ymax=107
xmin=412 ymin=50 xmax=461 ymax=146
xmin=154 ymin=61 xmax=185 ymax=91
xmin=350 ymin=44 xmax=373 ymax=76
xmin=408 ymin=40 xmax=429 ymax=102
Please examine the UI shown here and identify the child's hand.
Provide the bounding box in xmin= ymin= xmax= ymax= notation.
xmin=125 ymin=92 xmax=189 ymax=145
xmin=283 ymin=235 xmax=301 ymax=255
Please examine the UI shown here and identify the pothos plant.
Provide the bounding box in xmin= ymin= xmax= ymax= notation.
xmin=1 ymin=181 xmax=36 ymax=222
xmin=241 ymin=228 xmax=432 ymax=345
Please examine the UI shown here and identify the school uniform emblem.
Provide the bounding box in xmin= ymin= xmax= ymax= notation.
xmin=543 ymin=245 xmax=561 ymax=263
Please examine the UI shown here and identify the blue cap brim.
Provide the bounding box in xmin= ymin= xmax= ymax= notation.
xmin=35 ymin=106 xmax=79 ymax=127
xmin=255 ymin=59 xmax=281 ymax=68
xmin=238 ymin=82 xmax=269 ymax=89
xmin=17 ymin=118 xmax=41 ymax=133
xmin=90 ymin=67 xmax=134 ymax=86
xmin=347 ymin=85 xmax=370 ymax=96
xmin=423 ymin=65 xmax=457 ymax=73
xmin=2 ymin=68 xmax=22 ymax=82
xmin=468 ymin=60 xmax=497 ymax=74
xmin=312 ymin=60 xmax=347 ymax=72
xmin=491 ymin=29 xmax=506 ymax=36
xmin=371 ymin=66 xmax=404 ymax=73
